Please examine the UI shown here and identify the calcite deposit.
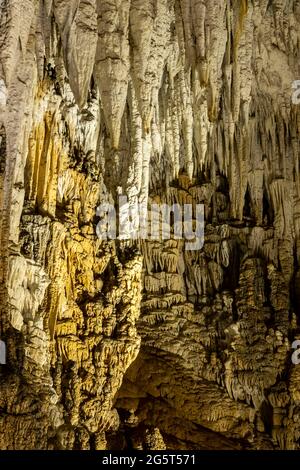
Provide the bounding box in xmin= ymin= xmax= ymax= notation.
xmin=0 ymin=0 xmax=300 ymax=450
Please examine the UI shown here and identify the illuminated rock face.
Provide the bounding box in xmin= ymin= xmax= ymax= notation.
xmin=0 ymin=0 xmax=300 ymax=450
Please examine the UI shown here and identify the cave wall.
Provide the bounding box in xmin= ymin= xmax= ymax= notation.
xmin=0 ymin=0 xmax=300 ymax=450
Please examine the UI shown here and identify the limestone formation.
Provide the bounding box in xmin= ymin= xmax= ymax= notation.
xmin=0 ymin=0 xmax=300 ymax=450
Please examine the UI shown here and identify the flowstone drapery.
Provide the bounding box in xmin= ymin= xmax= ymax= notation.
xmin=0 ymin=0 xmax=300 ymax=450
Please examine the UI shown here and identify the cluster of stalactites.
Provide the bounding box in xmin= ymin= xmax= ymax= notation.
xmin=1 ymin=0 xmax=300 ymax=229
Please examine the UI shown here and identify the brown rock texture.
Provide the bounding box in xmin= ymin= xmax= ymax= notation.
xmin=0 ymin=0 xmax=300 ymax=450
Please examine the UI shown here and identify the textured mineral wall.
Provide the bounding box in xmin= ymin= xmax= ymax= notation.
xmin=0 ymin=0 xmax=300 ymax=450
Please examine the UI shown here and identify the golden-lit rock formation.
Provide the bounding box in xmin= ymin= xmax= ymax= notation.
xmin=0 ymin=0 xmax=300 ymax=450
